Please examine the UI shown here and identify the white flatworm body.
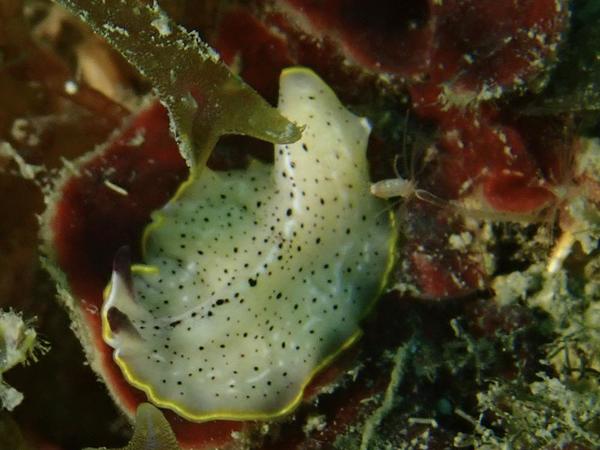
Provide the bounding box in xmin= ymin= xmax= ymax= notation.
xmin=102 ymin=67 xmax=395 ymax=422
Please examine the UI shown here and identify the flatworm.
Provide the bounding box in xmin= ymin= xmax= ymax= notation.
xmin=102 ymin=68 xmax=395 ymax=422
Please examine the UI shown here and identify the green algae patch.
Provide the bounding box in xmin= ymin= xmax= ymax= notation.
xmin=54 ymin=0 xmax=301 ymax=168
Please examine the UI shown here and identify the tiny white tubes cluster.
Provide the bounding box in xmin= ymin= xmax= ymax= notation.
xmin=102 ymin=68 xmax=395 ymax=422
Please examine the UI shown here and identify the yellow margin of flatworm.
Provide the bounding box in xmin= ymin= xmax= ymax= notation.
xmin=101 ymin=67 xmax=399 ymax=423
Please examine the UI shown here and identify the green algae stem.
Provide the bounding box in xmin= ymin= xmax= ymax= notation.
xmin=53 ymin=0 xmax=301 ymax=169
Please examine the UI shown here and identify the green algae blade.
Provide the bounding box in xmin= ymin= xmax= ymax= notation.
xmin=53 ymin=0 xmax=301 ymax=168
xmin=85 ymin=403 xmax=180 ymax=450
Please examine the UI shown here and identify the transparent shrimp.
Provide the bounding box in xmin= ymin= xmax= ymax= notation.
xmin=370 ymin=174 xmax=416 ymax=199
xmin=370 ymin=138 xmax=447 ymax=209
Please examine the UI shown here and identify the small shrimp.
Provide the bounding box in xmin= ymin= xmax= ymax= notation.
xmin=369 ymin=139 xmax=445 ymax=207
xmin=370 ymin=176 xmax=416 ymax=199
xmin=370 ymin=114 xmax=420 ymax=201
xmin=370 ymin=174 xmax=447 ymax=209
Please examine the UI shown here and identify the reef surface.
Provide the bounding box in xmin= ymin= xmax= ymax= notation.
xmin=0 ymin=1 xmax=598 ymax=449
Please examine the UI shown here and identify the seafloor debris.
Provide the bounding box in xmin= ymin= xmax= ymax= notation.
xmin=0 ymin=310 xmax=42 ymax=411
